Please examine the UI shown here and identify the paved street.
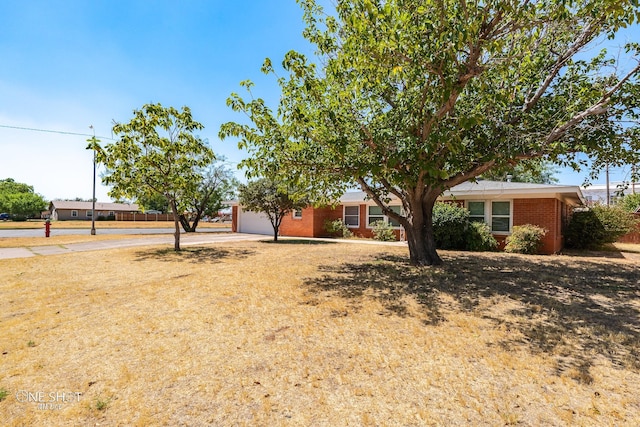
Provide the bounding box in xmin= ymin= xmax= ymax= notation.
xmin=0 ymin=227 xmax=231 ymax=238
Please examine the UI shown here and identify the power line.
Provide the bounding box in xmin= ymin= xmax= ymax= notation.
xmin=0 ymin=124 xmax=115 ymax=140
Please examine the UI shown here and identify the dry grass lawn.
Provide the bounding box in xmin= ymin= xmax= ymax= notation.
xmin=0 ymin=241 xmax=639 ymax=426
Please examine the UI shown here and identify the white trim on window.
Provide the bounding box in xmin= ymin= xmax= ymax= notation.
xmin=366 ymin=205 xmax=402 ymax=229
xmin=86 ymin=210 xmax=93 ymax=217
xmin=71 ymin=210 xmax=78 ymax=217
xmin=465 ymin=200 xmax=512 ymax=234
xmin=343 ymin=205 xmax=360 ymax=228
xmin=467 ymin=201 xmax=485 ymax=224
xmin=292 ymin=208 xmax=303 ymax=219
xmin=491 ymin=201 xmax=512 ymax=233
xmin=367 ymin=205 xmax=385 ymax=226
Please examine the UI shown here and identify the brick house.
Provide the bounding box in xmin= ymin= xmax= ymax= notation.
xmin=230 ymin=181 xmax=585 ymax=254
xmin=49 ymin=201 xmax=139 ymax=221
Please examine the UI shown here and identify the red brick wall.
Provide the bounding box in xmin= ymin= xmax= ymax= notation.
xmin=279 ymin=207 xmax=316 ymax=237
xmin=312 ymin=206 xmax=343 ymax=237
xmin=512 ymin=198 xmax=563 ymax=254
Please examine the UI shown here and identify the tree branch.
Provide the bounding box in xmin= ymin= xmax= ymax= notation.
xmin=545 ymin=61 xmax=640 ymax=144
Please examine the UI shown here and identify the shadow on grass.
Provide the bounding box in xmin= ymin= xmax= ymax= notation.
xmin=304 ymin=251 xmax=640 ymax=376
xmin=134 ymin=246 xmax=255 ymax=264
xmin=260 ymin=239 xmax=336 ymax=245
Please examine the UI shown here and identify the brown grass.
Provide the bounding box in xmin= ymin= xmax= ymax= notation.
xmin=1 ymin=242 xmax=639 ymax=426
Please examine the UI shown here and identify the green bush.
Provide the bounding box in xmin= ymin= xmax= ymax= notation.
xmin=323 ymin=219 xmax=352 ymax=238
xmin=620 ymin=193 xmax=640 ymax=213
xmin=432 ymin=202 xmax=469 ymax=250
xmin=564 ymin=209 xmax=606 ymax=249
xmin=504 ymin=224 xmax=547 ymax=254
xmin=591 ymin=205 xmax=638 ymax=243
xmin=566 ymin=205 xmax=638 ymax=249
xmin=466 ymin=221 xmax=498 ymax=252
xmin=371 ymin=220 xmax=396 ymax=241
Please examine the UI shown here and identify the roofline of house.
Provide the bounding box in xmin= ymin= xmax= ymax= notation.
xmin=441 ymin=185 xmax=586 ymax=206
xmin=227 ymin=183 xmax=586 ymax=207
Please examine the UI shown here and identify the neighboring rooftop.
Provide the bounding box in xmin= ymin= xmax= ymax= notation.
xmin=49 ymin=201 xmax=139 ymax=211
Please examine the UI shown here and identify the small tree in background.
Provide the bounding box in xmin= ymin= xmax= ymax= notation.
xmin=178 ymin=161 xmax=237 ymax=232
xmin=0 ymin=178 xmax=47 ymax=220
xmin=238 ymin=178 xmax=308 ymax=242
xmin=97 ymin=103 xmax=214 ymax=251
xmin=481 ymin=159 xmax=559 ymax=184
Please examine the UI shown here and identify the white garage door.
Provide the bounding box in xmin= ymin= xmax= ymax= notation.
xmin=238 ymin=209 xmax=273 ymax=235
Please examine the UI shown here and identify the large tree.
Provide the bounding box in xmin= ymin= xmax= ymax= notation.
xmin=238 ymin=178 xmax=308 ymax=242
xmin=96 ymin=103 xmax=214 ymax=250
xmin=222 ymin=0 xmax=640 ymax=265
xmin=0 ymin=178 xmax=47 ymax=220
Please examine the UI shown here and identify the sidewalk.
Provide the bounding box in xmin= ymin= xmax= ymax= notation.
xmin=0 ymin=233 xmax=408 ymax=260
xmin=0 ymin=233 xmax=270 ymax=260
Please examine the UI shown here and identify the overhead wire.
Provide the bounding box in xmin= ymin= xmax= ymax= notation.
xmin=0 ymin=123 xmax=115 ymax=140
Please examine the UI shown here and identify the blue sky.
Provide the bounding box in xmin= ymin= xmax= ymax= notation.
xmin=0 ymin=1 xmax=637 ymax=202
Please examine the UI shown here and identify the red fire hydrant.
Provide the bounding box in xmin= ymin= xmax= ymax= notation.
xmin=45 ymin=219 xmax=51 ymax=237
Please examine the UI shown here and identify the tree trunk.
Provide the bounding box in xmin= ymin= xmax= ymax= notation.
xmin=272 ymin=212 xmax=283 ymax=242
xmin=179 ymin=214 xmax=194 ymax=232
xmin=171 ymin=200 xmax=181 ymax=251
xmin=404 ymin=193 xmax=442 ymax=266
xmin=191 ymin=215 xmax=201 ymax=231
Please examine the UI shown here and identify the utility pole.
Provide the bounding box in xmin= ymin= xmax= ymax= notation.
xmin=88 ymin=125 xmax=98 ymax=235
xmin=606 ymin=163 xmax=610 ymax=206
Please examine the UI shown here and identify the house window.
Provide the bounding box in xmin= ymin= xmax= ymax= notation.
xmin=491 ymin=201 xmax=511 ymax=232
xmin=344 ymin=206 xmax=359 ymax=227
xmin=466 ymin=200 xmax=511 ymax=233
xmin=367 ymin=205 xmax=402 ymax=228
xmin=388 ymin=205 xmax=402 ymax=227
xmin=71 ymin=210 xmax=78 ymax=217
xmin=468 ymin=201 xmax=485 ymax=223
xmin=86 ymin=210 xmax=93 ymax=217
xmin=293 ymin=209 xmax=302 ymax=219
xmin=368 ymin=206 xmax=385 ymax=225
xmin=109 ymin=211 xmax=115 ymax=216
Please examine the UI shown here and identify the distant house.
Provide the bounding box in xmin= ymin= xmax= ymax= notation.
xmin=229 ymin=181 xmax=585 ymax=254
xmin=49 ymin=201 xmax=139 ymax=221
xmin=581 ymin=181 xmax=639 ymax=206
